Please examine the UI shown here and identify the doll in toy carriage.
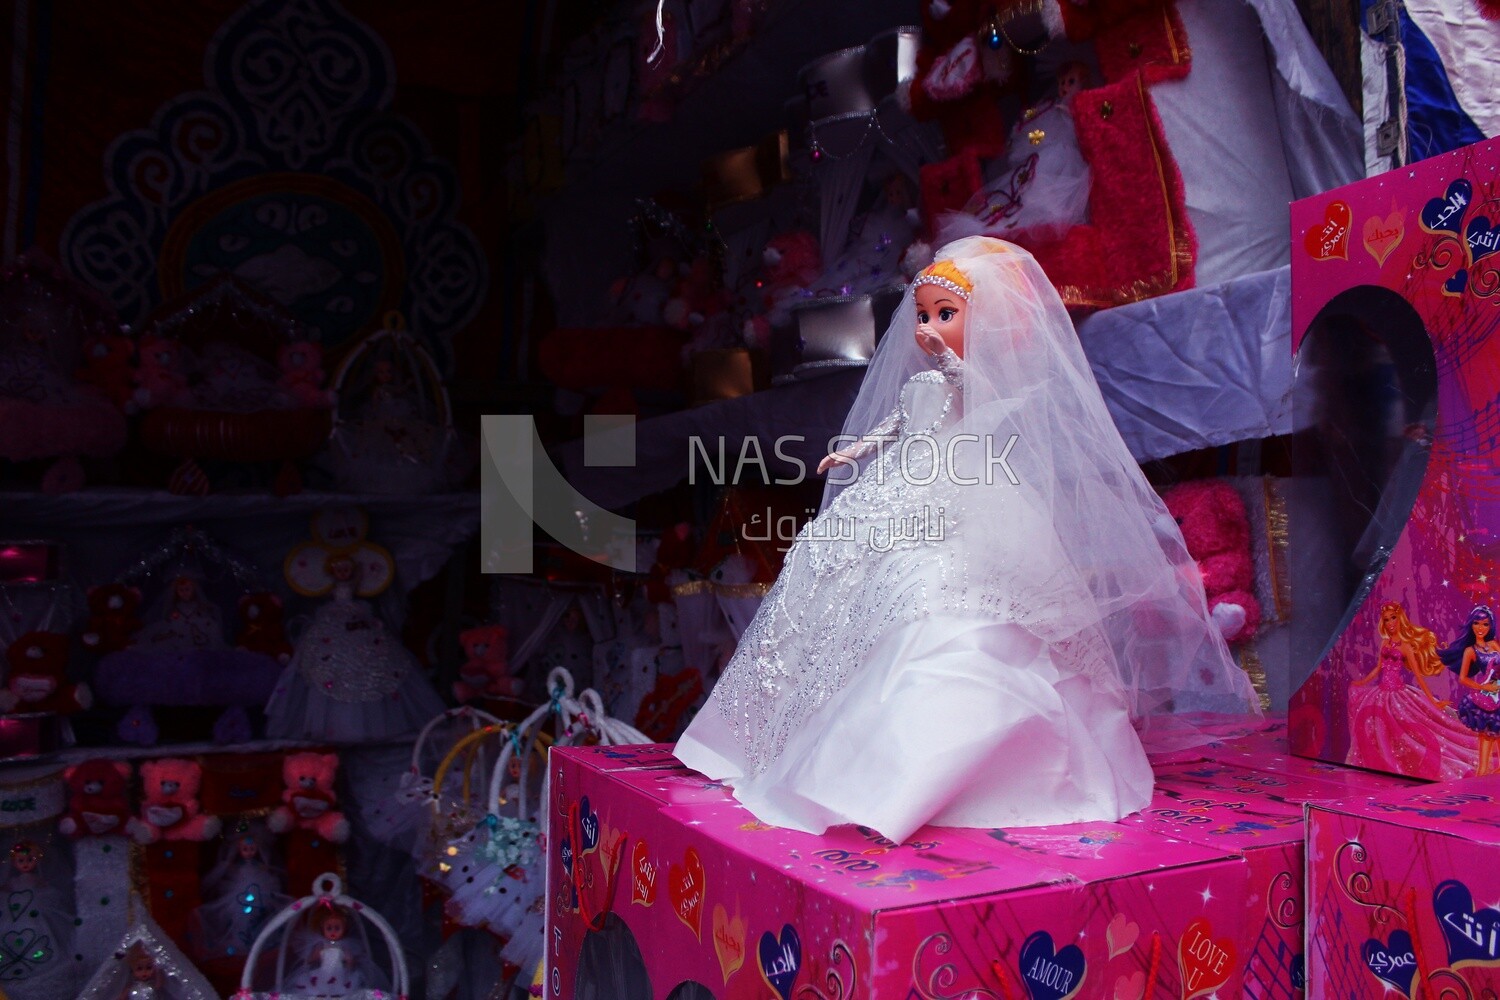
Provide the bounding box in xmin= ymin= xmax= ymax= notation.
xmin=234 ymin=873 xmax=404 ymax=1000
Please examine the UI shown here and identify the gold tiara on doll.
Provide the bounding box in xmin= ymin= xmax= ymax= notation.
xmin=911 ymin=259 xmax=975 ymax=300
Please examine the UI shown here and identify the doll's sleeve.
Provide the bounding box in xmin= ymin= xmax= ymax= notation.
xmin=843 ymin=404 xmax=902 ymax=460
xmin=932 ymin=347 xmax=964 ymax=390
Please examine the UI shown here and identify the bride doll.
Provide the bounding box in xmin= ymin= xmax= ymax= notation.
xmin=264 ymin=551 xmax=444 ymax=743
xmin=285 ymin=904 xmax=366 ymax=996
xmin=189 ymin=820 xmax=291 ymax=961
xmin=675 ymin=237 xmax=1257 ymax=840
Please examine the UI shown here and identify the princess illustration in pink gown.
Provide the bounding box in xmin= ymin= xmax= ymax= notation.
xmin=1347 ymin=601 xmax=1477 ymax=779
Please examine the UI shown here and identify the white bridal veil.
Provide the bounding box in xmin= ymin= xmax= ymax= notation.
xmin=827 ymin=236 xmax=1259 ymax=738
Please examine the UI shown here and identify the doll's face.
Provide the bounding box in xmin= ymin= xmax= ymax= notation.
xmin=1057 ymin=62 xmax=1090 ymax=102
xmin=1476 ymin=618 xmax=1493 ymax=642
xmin=328 ymin=556 xmax=356 ymax=583
xmin=131 ymin=954 xmax=155 ymax=981
xmin=322 ymin=914 xmax=346 ymax=941
xmin=11 ymin=850 xmax=36 ymax=874
xmin=173 ymin=577 xmax=197 ymax=602
xmin=914 ymin=285 xmax=967 ymax=359
xmin=237 ymin=836 xmax=259 ymax=861
xmin=373 ymin=360 xmax=394 ymax=384
xmin=1381 ymin=606 xmax=1400 ymax=633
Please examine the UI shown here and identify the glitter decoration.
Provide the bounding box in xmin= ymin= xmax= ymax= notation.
xmin=75 ymin=911 xmax=217 ymax=1000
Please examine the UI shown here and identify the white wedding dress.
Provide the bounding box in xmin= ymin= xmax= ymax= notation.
xmin=676 ymin=238 xmax=1256 ymax=841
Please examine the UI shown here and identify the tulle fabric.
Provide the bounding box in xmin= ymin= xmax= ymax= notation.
xmin=825 ymin=237 xmax=1258 ymax=734
xmin=677 ymin=237 xmax=1258 ymax=836
xmin=264 ymin=588 xmax=445 ymax=743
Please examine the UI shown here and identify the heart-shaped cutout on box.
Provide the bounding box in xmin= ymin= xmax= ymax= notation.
xmin=1362 ymin=928 xmax=1418 ymax=996
xmin=1020 ymin=930 xmax=1087 ymax=1000
xmin=1421 ymin=178 xmax=1473 ymax=236
xmin=630 ymin=840 xmax=657 ymax=907
xmin=1434 ymin=880 xmax=1500 ymax=966
xmin=1106 ymin=912 xmax=1139 ymax=959
xmin=713 ymin=903 xmax=747 ymax=984
xmin=1303 ymin=201 xmax=1352 ymax=261
xmin=1179 ymin=917 xmax=1236 ymax=999
xmin=1363 ymin=209 xmax=1406 ymax=266
xmin=757 ymin=922 xmax=802 ymax=1000
xmin=1467 ymin=214 xmax=1500 ymax=264
xmin=668 ymin=846 xmax=705 ymax=939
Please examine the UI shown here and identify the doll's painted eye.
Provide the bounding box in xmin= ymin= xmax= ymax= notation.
xmin=939 ymin=308 xmax=956 ymax=322
xmin=917 ymin=312 xmax=929 ymax=325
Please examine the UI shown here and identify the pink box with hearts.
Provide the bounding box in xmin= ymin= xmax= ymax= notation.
xmin=545 ymin=732 xmax=1412 ymax=1000
xmin=1306 ymin=773 xmax=1500 ymax=997
xmin=1289 ymin=135 xmax=1500 ymax=783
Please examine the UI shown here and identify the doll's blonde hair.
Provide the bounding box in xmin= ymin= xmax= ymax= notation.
xmin=1380 ymin=601 xmax=1443 ymax=676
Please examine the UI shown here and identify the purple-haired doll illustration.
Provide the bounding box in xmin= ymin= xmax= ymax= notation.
xmin=1441 ymin=605 xmax=1500 ymax=775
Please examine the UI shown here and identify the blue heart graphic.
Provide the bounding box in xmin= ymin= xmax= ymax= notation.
xmin=1445 ymin=269 xmax=1469 ymax=296
xmin=1362 ymin=929 xmax=1417 ymax=994
xmin=1435 ymin=880 xmax=1500 ymax=966
xmin=1468 ymin=215 xmax=1500 ymax=264
xmin=1020 ymin=930 xmax=1086 ymax=1000
xmin=758 ymin=923 xmax=802 ymax=1000
xmin=579 ymin=796 xmax=600 ymax=853
xmin=1290 ymin=953 xmax=1305 ymax=989
xmin=1421 ymin=178 xmax=1473 ymax=236
xmin=560 ymin=836 xmax=574 ymax=876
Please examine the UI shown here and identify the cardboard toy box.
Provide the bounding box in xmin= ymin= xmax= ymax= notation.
xmin=545 ymin=725 xmax=1411 ymax=1000
xmin=1306 ymin=774 xmax=1500 ymax=998
xmin=1289 ymin=135 xmax=1500 ymax=781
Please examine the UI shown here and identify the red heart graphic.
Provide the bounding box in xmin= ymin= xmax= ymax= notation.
xmin=631 ymin=840 xmax=658 ymax=907
xmin=1303 ymin=201 xmax=1352 ymax=261
xmin=668 ymin=846 xmax=706 ymax=940
xmin=1363 ymin=208 xmax=1406 ymax=266
xmin=1178 ymin=916 xmax=1236 ymax=999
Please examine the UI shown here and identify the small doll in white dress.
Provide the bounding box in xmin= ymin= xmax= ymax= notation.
xmin=267 ymin=510 xmax=444 ymax=743
xmin=134 ymin=573 xmax=224 ymax=651
xmin=0 ymin=838 xmax=76 ymax=989
xmin=118 ymin=944 xmax=164 ymax=1000
xmin=286 ymin=905 xmax=364 ymax=996
xmin=189 ymin=820 xmax=291 ymax=961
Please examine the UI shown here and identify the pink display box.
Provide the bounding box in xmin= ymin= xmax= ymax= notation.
xmin=1289 ymin=135 xmax=1500 ymax=781
xmin=545 ymin=729 xmax=1414 ymax=1000
xmin=1306 ymin=774 xmax=1500 ymax=998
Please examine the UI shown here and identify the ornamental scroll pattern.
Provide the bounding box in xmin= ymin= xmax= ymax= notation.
xmin=59 ymin=0 xmax=485 ymax=367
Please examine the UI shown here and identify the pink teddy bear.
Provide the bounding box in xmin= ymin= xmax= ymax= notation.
xmin=127 ymin=758 xmax=221 ymax=844
xmin=1161 ymin=479 xmax=1263 ymax=645
xmin=268 ymin=752 xmax=350 ymax=842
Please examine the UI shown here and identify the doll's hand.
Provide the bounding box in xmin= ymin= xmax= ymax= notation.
xmin=916 ymin=324 xmax=946 ymax=357
xmin=818 ymin=450 xmax=855 ymax=475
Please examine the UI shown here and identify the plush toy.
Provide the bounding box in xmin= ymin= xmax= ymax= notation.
xmin=131 ymin=334 xmax=189 ymax=410
xmin=278 ymin=341 xmax=333 ymax=408
xmin=236 ymin=592 xmax=293 ymax=663
xmin=452 ymin=625 xmax=520 ymax=702
xmin=75 ymin=333 xmax=137 ymax=410
xmin=128 ymin=758 xmax=221 ymax=843
xmin=664 ymin=257 xmax=730 ymax=332
xmin=58 ymin=759 xmax=133 ymax=838
xmin=267 ymin=752 xmax=350 ymax=843
xmin=81 ymin=583 xmax=143 ymax=654
xmin=0 ymin=631 xmax=90 ymax=714
xmin=1161 ymin=479 xmax=1262 ymax=645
